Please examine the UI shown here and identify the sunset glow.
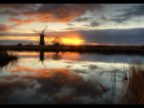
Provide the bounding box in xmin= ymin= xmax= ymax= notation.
xmin=1 ymin=3 xmax=144 ymax=104
xmin=0 ymin=4 xmax=144 ymax=45
xmin=61 ymin=37 xmax=84 ymax=45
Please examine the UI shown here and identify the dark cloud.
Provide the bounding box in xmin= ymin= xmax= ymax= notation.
xmin=73 ymin=69 xmax=88 ymax=74
xmin=89 ymin=22 xmax=100 ymax=27
xmin=100 ymin=15 xmax=108 ymax=21
xmin=0 ymin=4 xmax=27 ymax=9
xmin=0 ymin=4 xmax=41 ymax=15
xmin=112 ymin=4 xmax=144 ymax=23
xmin=74 ymin=17 xmax=91 ymax=22
xmin=74 ymin=16 xmax=100 ymax=27
xmin=0 ymin=4 xmax=103 ymax=24
xmin=35 ymin=4 xmax=102 ymax=18
xmin=88 ymin=65 xmax=98 ymax=70
xmin=84 ymin=21 xmax=100 ymax=28
xmin=79 ymin=28 xmax=144 ymax=45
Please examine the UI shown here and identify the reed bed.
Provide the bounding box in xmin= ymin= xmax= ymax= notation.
xmin=122 ymin=61 xmax=144 ymax=104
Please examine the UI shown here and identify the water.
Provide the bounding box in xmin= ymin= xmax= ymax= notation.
xmin=1 ymin=51 xmax=144 ymax=104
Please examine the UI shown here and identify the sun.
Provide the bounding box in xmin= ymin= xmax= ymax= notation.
xmin=55 ymin=31 xmax=85 ymax=45
xmin=44 ymin=31 xmax=85 ymax=45
xmin=61 ymin=37 xmax=84 ymax=45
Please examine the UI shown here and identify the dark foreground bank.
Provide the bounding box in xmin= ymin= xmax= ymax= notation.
xmin=0 ymin=50 xmax=18 ymax=67
xmin=1 ymin=45 xmax=144 ymax=55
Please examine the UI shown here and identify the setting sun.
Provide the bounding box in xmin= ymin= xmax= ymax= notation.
xmin=49 ymin=31 xmax=85 ymax=45
xmin=61 ymin=37 xmax=84 ymax=45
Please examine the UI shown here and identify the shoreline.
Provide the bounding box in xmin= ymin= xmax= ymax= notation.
xmin=1 ymin=45 xmax=144 ymax=55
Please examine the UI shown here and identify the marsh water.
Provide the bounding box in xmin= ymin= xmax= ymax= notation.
xmin=1 ymin=51 xmax=144 ymax=104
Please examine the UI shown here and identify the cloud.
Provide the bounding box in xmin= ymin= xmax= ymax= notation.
xmin=34 ymin=4 xmax=102 ymax=19
xmin=112 ymin=4 xmax=144 ymax=23
xmin=2 ymin=27 xmax=144 ymax=46
xmin=89 ymin=21 xmax=100 ymax=27
xmin=74 ymin=17 xmax=91 ymax=22
xmin=88 ymin=64 xmax=98 ymax=70
xmin=79 ymin=28 xmax=144 ymax=45
xmin=0 ymin=66 xmax=107 ymax=104
xmin=0 ymin=24 xmax=16 ymax=31
xmin=83 ymin=21 xmax=100 ymax=28
xmin=9 ymin=17 xmax=35 ymax=25
xmin=0 ymin=4 xmax=28 ymax=8
xmin=0 ymin=4 xmax=41 ymax=15
xmin=0 ymin=24 xmax=9 ymax=31
xmin=74 ymin=16 xmax=101 ymax=27
xmin=0 ymin=24 xmax=19 ymax=32
xmin=4 ymin=4 xmax=102 ymax=24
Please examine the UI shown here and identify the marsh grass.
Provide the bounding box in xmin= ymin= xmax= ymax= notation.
xmin=122 ymin=61 xmax=144 ymax=104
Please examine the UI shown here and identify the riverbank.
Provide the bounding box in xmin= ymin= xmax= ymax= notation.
xmin=1 ymin=45 xmax=144 ymax=55
xmin=0 ymin=50 xmax=18 ymax=67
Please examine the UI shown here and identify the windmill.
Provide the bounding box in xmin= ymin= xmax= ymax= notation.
xmin=33 ymin=26 xmax=47 ymax=46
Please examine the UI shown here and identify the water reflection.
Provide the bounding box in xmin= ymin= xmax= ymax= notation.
xmin=39 ymin=51 xmax=62 ymax=61
xmin=0 ymin=66 xmax=108 ymax=104
xmin=0 ymin=51 xmax=18 ymax=70
xmin=52 ymin=52 xmax=62 ymax=60
xmin=39 ymin=51 xmax=45 ymax=62
xmin=17 ymin=51 xmax=80 ymax=61
xmin=1 ymin=51 xmax=144 ymax=104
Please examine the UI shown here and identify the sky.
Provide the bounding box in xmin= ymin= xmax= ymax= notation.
xmin=0 ymin=4 xmax=144 ymax=45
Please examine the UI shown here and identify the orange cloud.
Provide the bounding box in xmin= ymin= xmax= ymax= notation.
xmin=8 ymin=4 xmax=102 ymax=24
xmin=10 ymin=66 xmax=80 ymax=81
xmin=0 ymin=24 xmax=11 ymax=31
xmin=0 ymin=66 xmax=83 ymax=91
xmin=9 ymin=12 xmax=81 ymax=24
xmin=10 ymin=18 xmax=34 ymax=25
xmin=0 ymin=24 xmax=18 ymax=32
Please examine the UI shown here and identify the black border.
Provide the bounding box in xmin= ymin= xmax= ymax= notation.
xmin=0 ymin=1 xmax=144 ymax=107
xmin=0 ymin=0 xmax=144 ymax=3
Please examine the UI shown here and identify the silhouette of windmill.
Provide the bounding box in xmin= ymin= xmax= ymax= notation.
xmin=33 ymin=26 xmax=47 ymax=46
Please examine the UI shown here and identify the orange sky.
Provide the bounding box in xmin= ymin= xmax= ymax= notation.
xmin=0 ymin=31 xmax=85 ymax=45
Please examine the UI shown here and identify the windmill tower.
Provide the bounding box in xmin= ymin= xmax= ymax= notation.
xmin=33 ymin=26 xmax=47 ymax=46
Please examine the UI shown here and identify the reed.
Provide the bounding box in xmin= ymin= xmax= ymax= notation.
xmin=122 ymin=61 xmax=144 ymax=104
